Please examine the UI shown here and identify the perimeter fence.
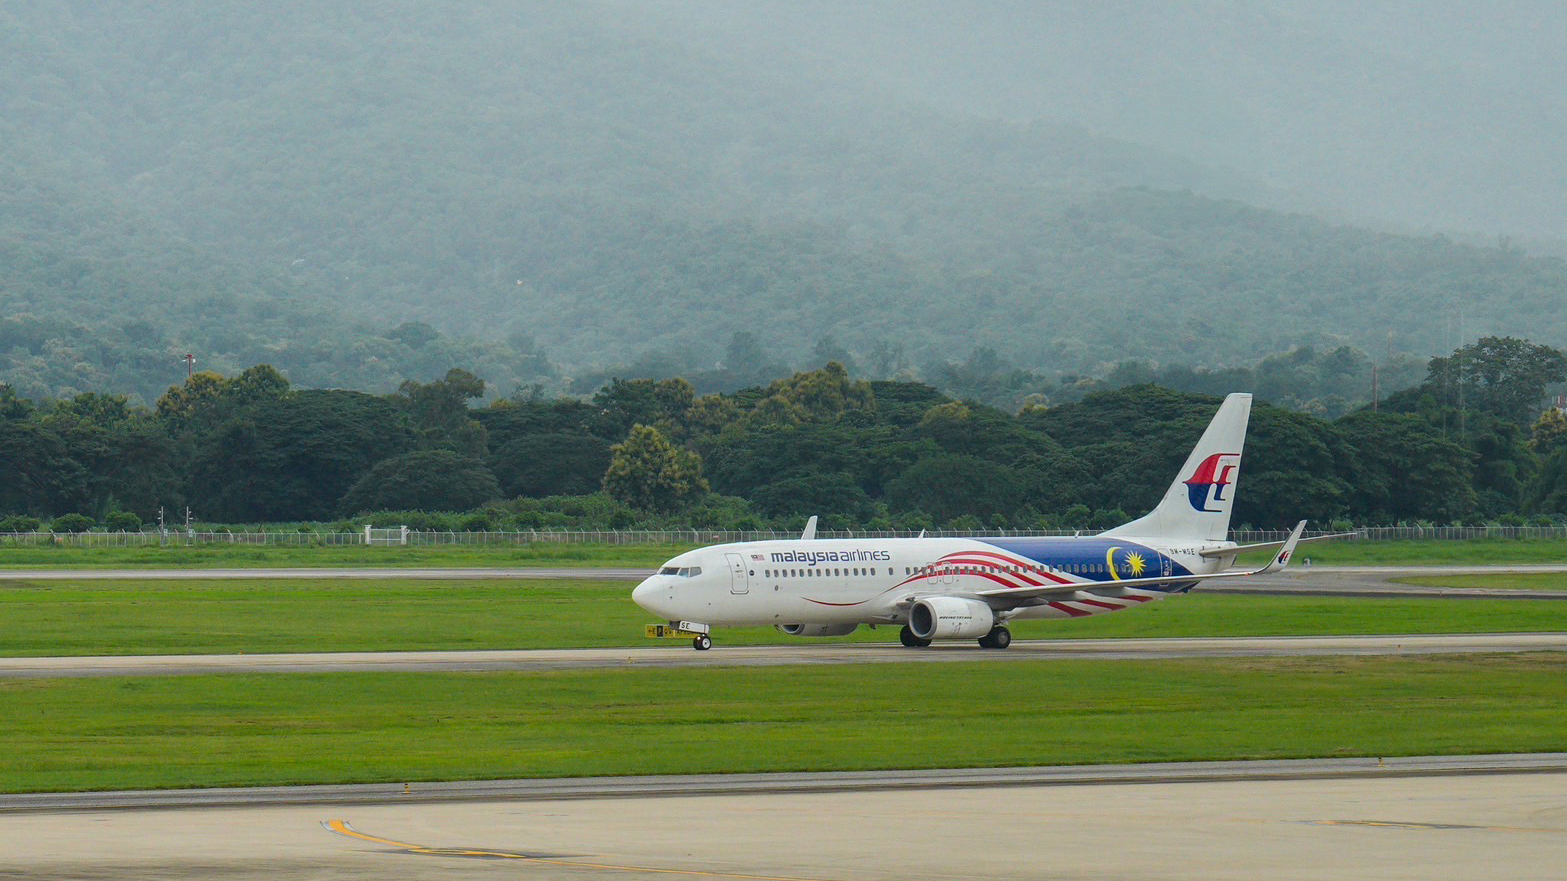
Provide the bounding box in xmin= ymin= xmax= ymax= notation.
xmin=4 ymin=524 xmax=1567 ymax=548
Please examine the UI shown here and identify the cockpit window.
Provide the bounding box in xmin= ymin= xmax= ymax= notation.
xmin=659 ymin=566 xmax=680 ymax=575
xmin=670 ymin=566 xmax=702 ymax=577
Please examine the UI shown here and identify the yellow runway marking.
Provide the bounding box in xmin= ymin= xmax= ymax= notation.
xmin=1305 ymin=820 xmax=1560 ymax=833
xmin=324 ymin=819 xmax=839 ymax=880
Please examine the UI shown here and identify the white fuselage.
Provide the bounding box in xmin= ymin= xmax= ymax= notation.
xmin=632 ymin=535 xmax=1232 ymax=629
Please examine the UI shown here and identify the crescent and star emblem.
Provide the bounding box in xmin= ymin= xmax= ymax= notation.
xmin=1104 ymin=547 xmax=1148 ymax=581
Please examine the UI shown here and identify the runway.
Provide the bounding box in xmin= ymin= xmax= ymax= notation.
xmin=3 ymin=757 xmax=1564 ymax=880
xmin=4 ymin=632 xmax=1566 ymax=678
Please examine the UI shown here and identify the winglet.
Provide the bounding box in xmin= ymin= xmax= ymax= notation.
xmin=1260 ymin=520 xmax=1306 ymax=574
xmin=801 ymin=515 xmax=818 ymax=541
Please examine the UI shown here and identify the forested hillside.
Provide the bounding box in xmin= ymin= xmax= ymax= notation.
xmin=3 ymin=339 xmax=1566 ymax=531
xmin=4 ymin=2 xmax=1567 ymax=407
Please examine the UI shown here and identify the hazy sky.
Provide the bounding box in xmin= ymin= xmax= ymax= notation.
xmin=639 ymin=0 xmax=1567 ymax=245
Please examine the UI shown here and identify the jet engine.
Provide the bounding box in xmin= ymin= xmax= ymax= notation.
xmin=908 ymin=597 xmax=995 ymax=640
xmin=776 ymin=623 xmax=859 ymax=637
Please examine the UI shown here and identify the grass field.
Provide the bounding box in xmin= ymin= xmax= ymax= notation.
xmin=1395 ymin=573 xmax=1567 ymax=591
xmin=1 ymin=536 xmax=1566 ymax=569
xmin=0 ymin=542 xmax=691 ymax=569
xmin=1 ymin=578 xmax=1563 ymax=656
xmin=3 ymin=654 xmax=1563 ymax=793
xmin=1236 ymin=536 xmax=1567 ymax=565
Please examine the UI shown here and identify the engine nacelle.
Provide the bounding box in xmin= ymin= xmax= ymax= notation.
xmin=776 ymin=623 xmax=860 ymax=637
xmin=908 ymin=597 xmax=995 ymax=640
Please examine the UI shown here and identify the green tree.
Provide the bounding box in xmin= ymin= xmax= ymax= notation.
xmin=188 ymin=390 xmax=416 ymax=521
xmin=884 ymin=454 xmax=1024 ymax=524
xmin=1335 ymin=411 xmax=1475 ymax=522
xmin=0 ymin=419 xmax=88 ymax=517
xmin=42 ymin=393 xmax=179 ymax=519
xmin=602 ymin=424 xmax=708 ymax=511
xmin=747 ymin=362 xmax=875 ymax=427
xmin=1529 ymin=408 xmax=1567 ymax=456
xmin=340 ymin=449 xmax=503 ymax=514
xmin=1423 ymin=337 xmax=1567 ymax=425
xmin=593 ymin=377 xmax=696 ymax=437
xmin=491 ymin=431 xmax=613 ymax=498
xmin=155 ymin=370 xmax=233 ymax=436
xmin=394 ymin=368 xmax=489 ymax=457
xmin=748 ymin=472 xmax=876 ymax=522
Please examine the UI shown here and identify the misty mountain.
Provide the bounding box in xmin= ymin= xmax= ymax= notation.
xmin=680 ymin=0 xmax=1567 ymax=245
xmin=3 ymin=1 xmax=1564 ymax=401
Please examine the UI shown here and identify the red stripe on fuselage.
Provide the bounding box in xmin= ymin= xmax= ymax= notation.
xmin=1047 ymin=601 xmax=1094 ymax=618
xmin=1075 ymin=598 xmax=1127 ymax=610
xmin=954 ymin=550 xmax=1074 ymax=584
xmin=936 ymin=557 xmax=1041 ymax=588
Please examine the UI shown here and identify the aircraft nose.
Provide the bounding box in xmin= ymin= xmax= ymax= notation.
xmin=632 ymin=577 xmax=671 ymax=618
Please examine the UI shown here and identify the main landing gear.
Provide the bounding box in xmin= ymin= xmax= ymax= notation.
xmin=692 ymin=633 xmax=712 ymax=651
xmin=898 ymin=624 xmax=1010 ymax=648
xmin=978 ymin=625 xmax=1011 ymax=650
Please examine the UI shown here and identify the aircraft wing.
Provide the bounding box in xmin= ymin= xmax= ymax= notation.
xmin=1197 ymin=530 xmax=1354 ymax=559
xmin=975 ymin=520 xmax=1308 ymax=602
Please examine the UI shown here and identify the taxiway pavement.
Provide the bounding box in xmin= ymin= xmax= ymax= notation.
xmin=3 ymin=756 xmax=1564 ymax=880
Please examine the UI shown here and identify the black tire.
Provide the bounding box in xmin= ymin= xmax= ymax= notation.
xmin=980 ymin=626 xmax=1011 ymax=649
xmin=899 ymin=625 xmax=931 ymax=648
xmin=693 ymin=633 xmax=712 ymax=651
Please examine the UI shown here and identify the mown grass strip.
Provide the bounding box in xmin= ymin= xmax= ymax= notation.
xmin=1235 ymin=537 xmax=1567 ymax=565
xmin=0 ymin=542 xmax=691 ymax=569
xmin=0 ymin=580 xmax=1563 ymax=656
xmin=1395 ymin=573 xmax=1567 ymax=591
xmin=3 ymin=536 xmax=1567 ymax=568
xmin=2 ymin=655 xmax=1563 ymax=793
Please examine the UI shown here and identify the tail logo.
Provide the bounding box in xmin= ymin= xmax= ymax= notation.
xmin=1183 ymin=453 xmax=1240 ymax=513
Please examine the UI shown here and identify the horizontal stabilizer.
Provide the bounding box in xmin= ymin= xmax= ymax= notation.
xmin=1197 ymin=531 xmax=1356 ymax=559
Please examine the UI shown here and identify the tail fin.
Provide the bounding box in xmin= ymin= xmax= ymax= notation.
xmin=1100 ymin=393 xmax=1252 ymax=542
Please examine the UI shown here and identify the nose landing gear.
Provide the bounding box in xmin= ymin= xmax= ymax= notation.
xmin=692 ymin=633 xmax=712 ymax=651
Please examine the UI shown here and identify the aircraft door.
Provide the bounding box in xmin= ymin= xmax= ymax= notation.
xmin=725 ymin=552 xmax=750 ymax=594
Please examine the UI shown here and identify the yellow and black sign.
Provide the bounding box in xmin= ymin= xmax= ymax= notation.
xmin=644 ymin=624 xmax=702 ymax=639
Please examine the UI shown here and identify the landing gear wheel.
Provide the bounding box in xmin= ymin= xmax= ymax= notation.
xmin=978 ymin=626 xmax=1011 ymax=649
xmin=692 ymin=633 xmax=712 ymax=651
xmin=898 ymin=625 xmax=932 ymax=648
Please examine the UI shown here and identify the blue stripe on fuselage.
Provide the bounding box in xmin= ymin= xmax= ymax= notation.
xmin=976 ymin=537 xmax=1194 ymax=586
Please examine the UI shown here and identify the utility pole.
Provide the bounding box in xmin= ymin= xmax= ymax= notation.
xmin=183 ymin=353 xmax=195 ymax=379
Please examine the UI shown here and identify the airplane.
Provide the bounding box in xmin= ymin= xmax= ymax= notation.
xmin=633 ymin=393 xmax=1317 ymax=650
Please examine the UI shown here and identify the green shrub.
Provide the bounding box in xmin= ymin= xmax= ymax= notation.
xmin=104 ymin=511 xmax=142 ymax=532
xmin=0 ymin=514 xmax=43 ymax=533
xmin=50 ymin=513 xmax=95 ymax=534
